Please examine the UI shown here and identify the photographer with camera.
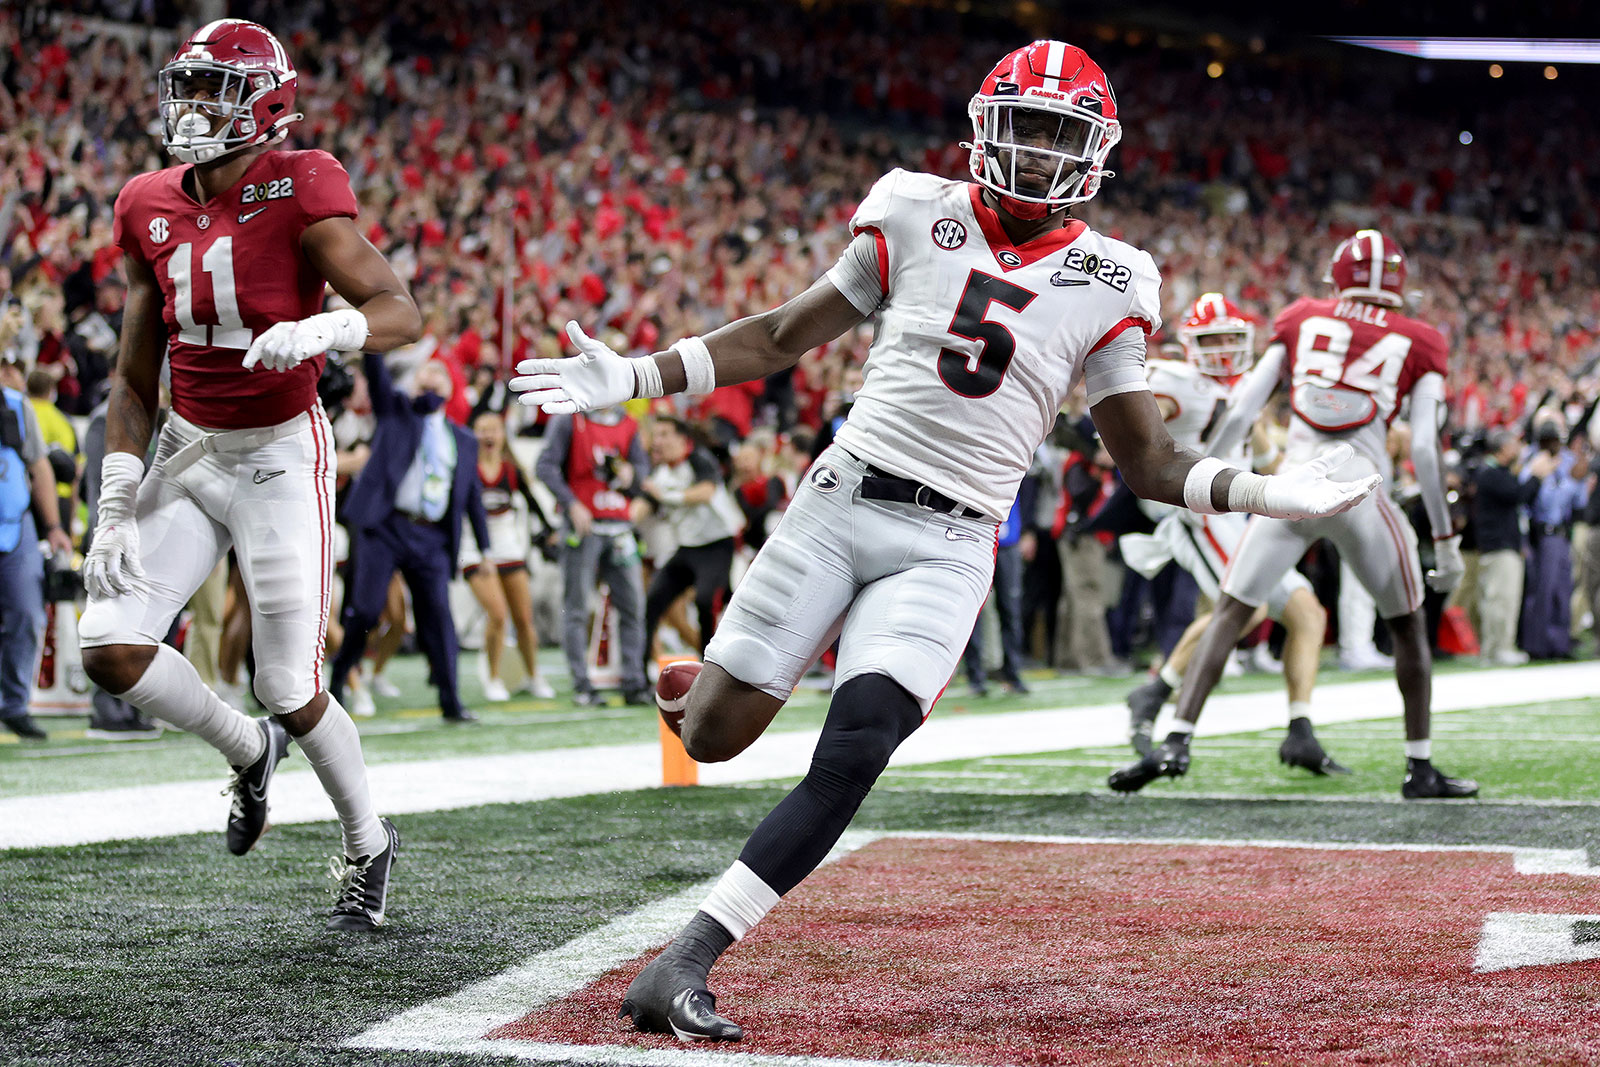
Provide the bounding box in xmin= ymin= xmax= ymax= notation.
xmin=0 ymin=351 xmax=73 ymax=740
xmin=1470 ymin=428 xmax=1542 ymax=665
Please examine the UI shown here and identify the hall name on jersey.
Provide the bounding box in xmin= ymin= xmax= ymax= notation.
xmin=1059 ymin=247 xmax=1131 ymax=292
xmin=1333 ymin=298 xmax=1389 ymax=327
xmin=240 ymin=177 xmax=295 ymax=204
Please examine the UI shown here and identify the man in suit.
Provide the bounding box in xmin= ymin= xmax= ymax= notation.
xmin=329 ymin=357 xmax=488 ymax=722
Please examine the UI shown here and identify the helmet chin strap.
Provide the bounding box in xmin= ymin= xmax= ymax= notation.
xmin=997 ymin=195 xmax=1052 ymax=221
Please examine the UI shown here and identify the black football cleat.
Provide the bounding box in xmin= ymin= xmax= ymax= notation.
xmin=1108 ymin=736 xmax=1190 ymax=793
xmin=327 ymin=818 xmax=400 ymax=931
xmin=1401 ymin=759 xmax=1479 ymax=799
xmin=1125 ymin=676 xmax=1171 ymax=756
xmin=1278 ymin=717 xmax=1351 ymax=776
xmin=225 ymin=717 xmax=290 ymax=855
xmin=620 ymin=952 xmax=744 ymax=1042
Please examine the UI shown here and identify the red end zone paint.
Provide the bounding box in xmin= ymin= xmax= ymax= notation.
xmin=493 ymin=838 xmax=1600 ymax=1065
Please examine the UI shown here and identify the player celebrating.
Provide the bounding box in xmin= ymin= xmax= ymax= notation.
xmin=1118 ymin=294 xmax=1344 ymax=773
xmin=514 ymin=42 xmax=1376 ymax=1040
xmin=78 ymin=20 xmax=412 ymax=931
xmin=1109 ymin=230 xmax=1476 ymax=800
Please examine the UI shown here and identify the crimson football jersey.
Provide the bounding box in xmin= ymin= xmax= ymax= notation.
xmin=1270 ymin=295 xmax=1447 ymax=477
xmin=112 ymin=149 xmax=359 ymax=429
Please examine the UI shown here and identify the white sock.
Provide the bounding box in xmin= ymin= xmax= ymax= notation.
xmin=295 ymin=698 xmax=386 ymax=858
xmin=699 ymin=860 xmax=780 ymax=941
xmin=1158 ymin=661 xmax=1183 ymax=690
xmin=1289 ymin=701 xmax=1311 ymax=723
xmin=1167 ymin=719 xmax=1196 ymax=736
xmin=121 ymin=644 xmax=264 ymax=767
xmin=1404 ymin=739 xmax=1431 ymax=760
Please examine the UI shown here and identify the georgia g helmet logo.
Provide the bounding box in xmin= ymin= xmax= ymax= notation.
xmin=810 ymin=465 xmax=842 ymax=493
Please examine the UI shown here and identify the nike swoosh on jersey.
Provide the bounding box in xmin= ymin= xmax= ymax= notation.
xmin=253 ymin=469 xmax=286 ymax=484
xmin=1050 ymin=272 xmax=1091 ymax=287
xmin=238 ymin=207 xmax=268 ymax=223
xmin=943 ymin=527 xmax=981 ymax=543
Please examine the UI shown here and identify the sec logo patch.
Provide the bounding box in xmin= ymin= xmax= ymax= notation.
xmin=148 ymin=217 xmax=169 ymax=244
xmin=931 ymin=218 xmax=967 ymax=250
xmin=810 ymin=465 xmax=841 ymax=493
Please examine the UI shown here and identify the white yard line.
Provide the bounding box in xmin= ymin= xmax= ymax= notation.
xmin=347 ymin=827 xmax=1594 ymax=1064
xmin=1 ymin=662 xmax=1596 ymax=851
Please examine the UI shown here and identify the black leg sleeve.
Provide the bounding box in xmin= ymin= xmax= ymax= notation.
xmin=737 ymin=672 xmax=922 ymax=896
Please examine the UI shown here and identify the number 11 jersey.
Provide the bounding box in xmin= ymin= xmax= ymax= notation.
xmin=112 ymin=149 xmax=360 ymax=429
xmin=828 ymin=168 xmax=1163 ymax=520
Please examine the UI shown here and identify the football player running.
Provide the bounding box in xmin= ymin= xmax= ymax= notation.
xmin=79 ymin=20 xmax=412 ymax=930
xmin=514 ymin=41 xmax=1376 ymax=1040
xmin=1109 ymin=230 xmax=1477 ymax=800
xmin=1117 ymin=294 xmax=1345 ymax=773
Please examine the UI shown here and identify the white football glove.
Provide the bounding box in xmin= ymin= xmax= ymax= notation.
xmin=1428 ymin=534 xmax=1466 ymax=593
xmin=1233 ymin=444 xmax=1382 ymax=520
xmin=82 ymin=452 xmax=146 ymax=599
xmin=242 ymin=309 xmax=367 ymax=373
xmin=510 ymin=321 xmax=638 ymax=415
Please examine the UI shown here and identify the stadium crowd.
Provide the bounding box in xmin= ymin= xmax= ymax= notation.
xmin=2 ymin=0 xmax=1598 ymax=736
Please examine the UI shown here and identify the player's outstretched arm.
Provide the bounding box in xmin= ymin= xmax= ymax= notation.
xmin=1091 ymin=387 xmax=1379 ymax=521
xmin=510 ymin=277 xmax=866 ymax=414
xmin=86 ymin=253 xmax=164 ymax=597
xmin=243 ymin=218 xmax=422 ymax=372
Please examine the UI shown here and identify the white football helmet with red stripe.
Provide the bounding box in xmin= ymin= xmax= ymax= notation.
xmin=1325 ymin=228 xmax=1408 ymax=308
xmin=965 ymin=40 xmax=1121 ymax=219
xmin=159 ymin=19 xmax=302 ymax=165
xmin=1179 ymin=293 xmax=1255 ymax=380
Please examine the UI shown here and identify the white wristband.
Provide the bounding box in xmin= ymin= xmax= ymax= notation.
xmin=323 ymin=308 xmax=370 ymax=352
xmin=1226 ymin=470 xmax=1269 ymax=515
xmin=1183 ymin=456 xmax=1229 ymax=515
xmin=673 ymin=336 xmax=717 ymax=397
xmin=99 ymin=451 xmax=145 ymax=523
xmin=629 ymin=355 xmax=664 ymax=399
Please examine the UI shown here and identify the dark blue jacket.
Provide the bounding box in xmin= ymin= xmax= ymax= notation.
xmin=341 ymin=353 xmax=489 ymax=571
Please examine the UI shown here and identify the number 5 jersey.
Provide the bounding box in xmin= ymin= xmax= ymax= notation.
xmin=112 ymin=149 xmax=360 ymax=429
xmin=824 ymin=167 xmax=1163 ymax=520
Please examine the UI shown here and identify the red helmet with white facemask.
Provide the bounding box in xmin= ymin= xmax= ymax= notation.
xmin=1325 ymin=228 xmax=1408 ymax=308
xmin=965 ymin=41 xmax=1121 ymax=219
xmin=159 ymin=19 xmax=302 ymax=165
xmin=1179 ymin=293 xmax=1255 ymax=380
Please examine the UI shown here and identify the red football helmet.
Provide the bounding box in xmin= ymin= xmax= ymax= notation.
xmin=1179 ymin=292 xmax=1255 ymax=379
xmin=1325 ymin=228 xmax=1408 ymax=308
xmin=966 ymin=40 xmax=1121 ymax=218
xmin=159 ymin=19 xmax=302 ymax=165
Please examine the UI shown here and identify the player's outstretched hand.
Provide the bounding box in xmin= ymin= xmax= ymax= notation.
xmin=1427 ymin=534 xmax=1466 ymax=593
xmin=510 ymin=321 xmax=637 ymax=414
xmin=242 ymin=309 xmax=368 ymax=372
xmin=1248 ymin=443 xmax=1381 ymax=520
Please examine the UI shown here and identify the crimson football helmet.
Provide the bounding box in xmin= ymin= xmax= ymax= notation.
xmin=1179 ymin=293 xmax=1255 ymax=379
xmin=159 ymin=19 xmax=302 ymax=165
xmin=965 ymin=40 xmax=1121 ymax=218
xmin=1325 ymin=228 xmax=1408 ymax=308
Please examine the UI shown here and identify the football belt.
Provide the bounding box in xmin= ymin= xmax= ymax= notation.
xmin=852 ymin=459 xmax=987 ymax=519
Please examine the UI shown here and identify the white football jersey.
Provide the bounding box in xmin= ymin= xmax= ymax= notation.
xmin=1147 ymin=359 xmax=1237 ymax=457
xmin=828 ymin=169 xmax=1162 ymax=519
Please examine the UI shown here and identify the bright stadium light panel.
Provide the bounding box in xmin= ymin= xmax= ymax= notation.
xmin=1331 ymin=37 xmax=1600 ymax=64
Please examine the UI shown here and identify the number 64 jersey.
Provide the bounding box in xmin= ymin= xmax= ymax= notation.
xmin=827 ymin=168 xmax=1162 ymax=520
xmin=112 ymin=149 xmax=359 ymax=430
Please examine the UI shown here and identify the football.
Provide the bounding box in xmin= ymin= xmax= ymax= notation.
xmin=655 ymin=659 xmax=702 ymax=738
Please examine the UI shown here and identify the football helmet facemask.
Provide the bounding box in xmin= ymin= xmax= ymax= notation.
xmin=966 ymin=40 xmax=1121 ymax=219
xmin=1179 ymin=292 xmax=1255 ymax=380
xmin=159 ymin=19 xmax=302 ymax=165
xmin=1325 ymin=228 xmax=1408 ymax=309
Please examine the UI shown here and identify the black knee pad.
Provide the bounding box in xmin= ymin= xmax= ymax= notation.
xmin=806 ymin=673 xmax=922 ymax=808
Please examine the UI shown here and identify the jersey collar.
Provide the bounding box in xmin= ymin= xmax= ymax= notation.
xmin=966 ymin=185 xmax=1087 ymax=271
